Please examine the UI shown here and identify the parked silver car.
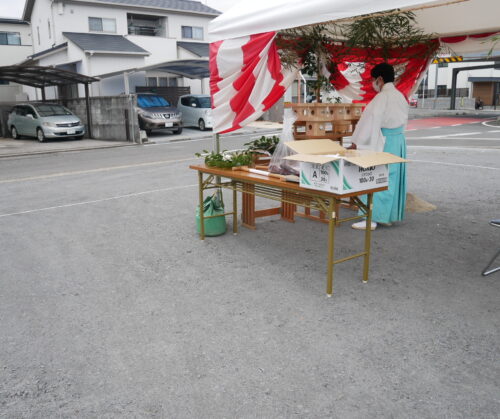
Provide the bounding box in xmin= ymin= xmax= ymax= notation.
xmin=8 ymin=103 xmax=85 ymax=142
xmin=137 ymin=93 xmax=182 ymax=135
xmin=177 ymin=94 xmax=212 ymax=131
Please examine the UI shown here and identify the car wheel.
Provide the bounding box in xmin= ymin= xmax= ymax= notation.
xmin=173 ymin=126 xmax=183 ymax=135
xmin=11 ymin=126 xmax=19 ymax=139
xmin=36 ymin=128 xmax=45 ymax=143
xmin=198 ymin=119 xmax=206 ymax=131
xmin=145 ymin=129 xmax=152 ymax=136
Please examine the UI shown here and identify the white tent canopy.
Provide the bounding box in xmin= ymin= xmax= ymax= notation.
xmin=209 ymin=0 xmax=500 ymax=53
xmin=208 ymin=0 xmax=500 ymax=133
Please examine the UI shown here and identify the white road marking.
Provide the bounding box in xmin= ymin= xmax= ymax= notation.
xmin=409 ymin=145 xmax=500 ymax=151
xmin=409 ymin=132 xmax=482 ymax=139
xmin=0 ymin=184 xmax=198 ymax=218
xmin=146 ymin=130 xmax=280 ymax=146
xmin=407 ymin=137 xmax=500 ymax=140
xmin=487 ymin=130 xmax=500 ymax=133
xmin=482 ymin=120 xmax=499 ymax=128
xmin=451 ymin=124 xmax=463 ymax=126
xmin=428 ymin=126 xmax=441 ymax=129
xmin=443 ymin=132 xmax=481 ymax=137
xmin=0 ymin=157 xmax=198 ymax=184
xmin=412 ymin=159 xmax=499 ymax=170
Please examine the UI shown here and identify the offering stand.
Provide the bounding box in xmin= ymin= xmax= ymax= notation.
xmin=285 ymin=103 xmax=364 ymax=144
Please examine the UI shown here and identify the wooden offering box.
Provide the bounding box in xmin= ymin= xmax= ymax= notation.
xmin=285 ymin=103 xmax=364 ymax=143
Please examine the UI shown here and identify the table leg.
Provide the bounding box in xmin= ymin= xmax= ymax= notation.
xmin=232 ymin=182 xmax=238 ymax=235
xmin=326 ymin=199 xmax=336 ymax=296
xmin=362 ymin=193 xmax=373 ymax=283
xmin=281 ymin=190 xmax=296 ymax=222
xmin=198 ymin=171 xmax=205 ymax=240
xmin=242 ymin=183 xmax=256 ymax=229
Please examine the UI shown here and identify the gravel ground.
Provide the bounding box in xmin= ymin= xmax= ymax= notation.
xmin=0 ymin=145 xmax=499 ymax=418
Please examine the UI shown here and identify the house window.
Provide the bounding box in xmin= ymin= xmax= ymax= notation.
xmin=36 ymin=27 xmax=40 ymax=44
xmin=0 ymin=79 xmax=9 ymax=85
xmin=48 ymin=20 xmax=51 ymax=39
xmin=437 ymin=85 xmax=448 ymax=96
xmin=159 ymin=77 xmax=178 ymax=87
xmin=438 ymin=62 xmax=448 ymax=68
xmin=147 ymin=77 xmax=158 ymax=87
xmin=89 ymin=17 xmax=117 ymax=33
xmin=0 ymin=32 xmax=21 ymax=45
xmin=182 ymin=26 xmax=203 ymax=40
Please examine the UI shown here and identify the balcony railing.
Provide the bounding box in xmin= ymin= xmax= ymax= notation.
xmin=128 ymin=25 xmax=161 ymax=37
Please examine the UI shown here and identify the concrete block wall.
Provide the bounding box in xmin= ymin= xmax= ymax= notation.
xmin=260 ymin=98 xmax=284 ymax=123
xmin=0 ymin=104 xmax=14 ymax=137
xmin=65 ymin=94 xmax=140 ymax=142
xmin=418 ymin=97 xmax=475 ymax=110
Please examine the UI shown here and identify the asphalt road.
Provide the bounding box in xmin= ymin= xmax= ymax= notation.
xmin=0 ymin=118 xmax=499 ymax=418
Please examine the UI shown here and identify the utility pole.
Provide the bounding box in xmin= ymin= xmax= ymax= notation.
xmin=433 ymin=63 xmax=438 ymax=109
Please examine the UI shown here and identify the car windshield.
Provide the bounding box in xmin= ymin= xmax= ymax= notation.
xmin=34 ymin=104 xmax=73 ymax=116
xmin=138 ymin=95 xmax=170 ymax=108
xmin=198 ymin=97 xmax=211 ymax=108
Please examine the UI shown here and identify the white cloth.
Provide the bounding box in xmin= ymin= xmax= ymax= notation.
xmin=350 ymin=83 xmax=409 ymax=152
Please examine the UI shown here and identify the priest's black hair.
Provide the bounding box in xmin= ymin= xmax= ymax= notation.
xmin=371 ymin=63 xmax=395 ymax=83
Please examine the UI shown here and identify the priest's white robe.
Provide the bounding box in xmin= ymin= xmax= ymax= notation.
xmin=351 ymin=82 xmax=409 ymax=151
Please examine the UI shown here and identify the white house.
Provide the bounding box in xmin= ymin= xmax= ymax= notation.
xmin=22 ymin=0 xmax=220 ymax=99
xmin=0 ymin=18 xmax=33 ymax=101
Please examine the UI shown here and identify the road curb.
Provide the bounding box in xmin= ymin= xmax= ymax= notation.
xmin=0 ymin=142 xmax=135 ymax=159
xmin=146 ymin=128 xmax=281 ymax=145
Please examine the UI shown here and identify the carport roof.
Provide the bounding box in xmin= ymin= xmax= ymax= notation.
xmin=98 ymin=59 xmax=209 ymax=79
xmin=145 ymin=59 xmax=209 ymax=78
xmin=0 ymin=65 xmax=99 ymax=88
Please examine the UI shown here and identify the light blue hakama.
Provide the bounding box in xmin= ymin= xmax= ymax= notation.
xmin=359 ymin=126 xmax=407 ymax=223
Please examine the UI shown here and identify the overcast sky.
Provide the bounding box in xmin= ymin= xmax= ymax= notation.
xmin=0 ymin=0 xmax=233 ymax=18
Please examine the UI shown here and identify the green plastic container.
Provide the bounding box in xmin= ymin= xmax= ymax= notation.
xmin=196 ymin=195 xmax=227 ymax=236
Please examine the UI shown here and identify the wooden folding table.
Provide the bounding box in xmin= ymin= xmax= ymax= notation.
xmin=190 ymin=164 xmax=386 ymax=296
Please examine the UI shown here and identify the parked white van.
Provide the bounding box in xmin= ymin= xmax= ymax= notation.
xmin=177 ymin=94 xmax=213 ymax=131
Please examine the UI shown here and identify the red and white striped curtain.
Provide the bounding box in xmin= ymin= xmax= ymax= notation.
xmin=325 ymin=42 xmax=439 ymax=103
xmin=210 ymin=32 xmax=297 ymax=134
xmin=209 ymin=32 xmax=497 ymax=133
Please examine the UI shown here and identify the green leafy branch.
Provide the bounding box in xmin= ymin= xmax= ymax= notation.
xmin=195 ymin=149 xmax=252 ymax=169
xmin=244 ymin=135 xmax=280 ymax=155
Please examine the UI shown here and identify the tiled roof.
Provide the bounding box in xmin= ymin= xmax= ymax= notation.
xmin=0 ymin=18 xmax=29 ymax=25
xmin=177 ymin=41 xmax=209 ymax=57
xmin=63 ymin=32 xmax=149 ymax=54
xmin=92 ymin=0 xmax=220 ymax=15
xmin=30 ymin=42 xmax=68 ymax=59
xmin=24 ymin=0 xmax=220 ymax=21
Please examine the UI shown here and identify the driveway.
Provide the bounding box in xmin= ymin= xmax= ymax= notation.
xmin=0 ymin=121 xmax=283 ymax=158
xmin=0 ymin=123 xmax=498 ymax=417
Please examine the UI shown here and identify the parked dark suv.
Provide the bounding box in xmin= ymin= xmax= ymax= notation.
xmin=137 ymin=93 xmax=182 ymax=135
